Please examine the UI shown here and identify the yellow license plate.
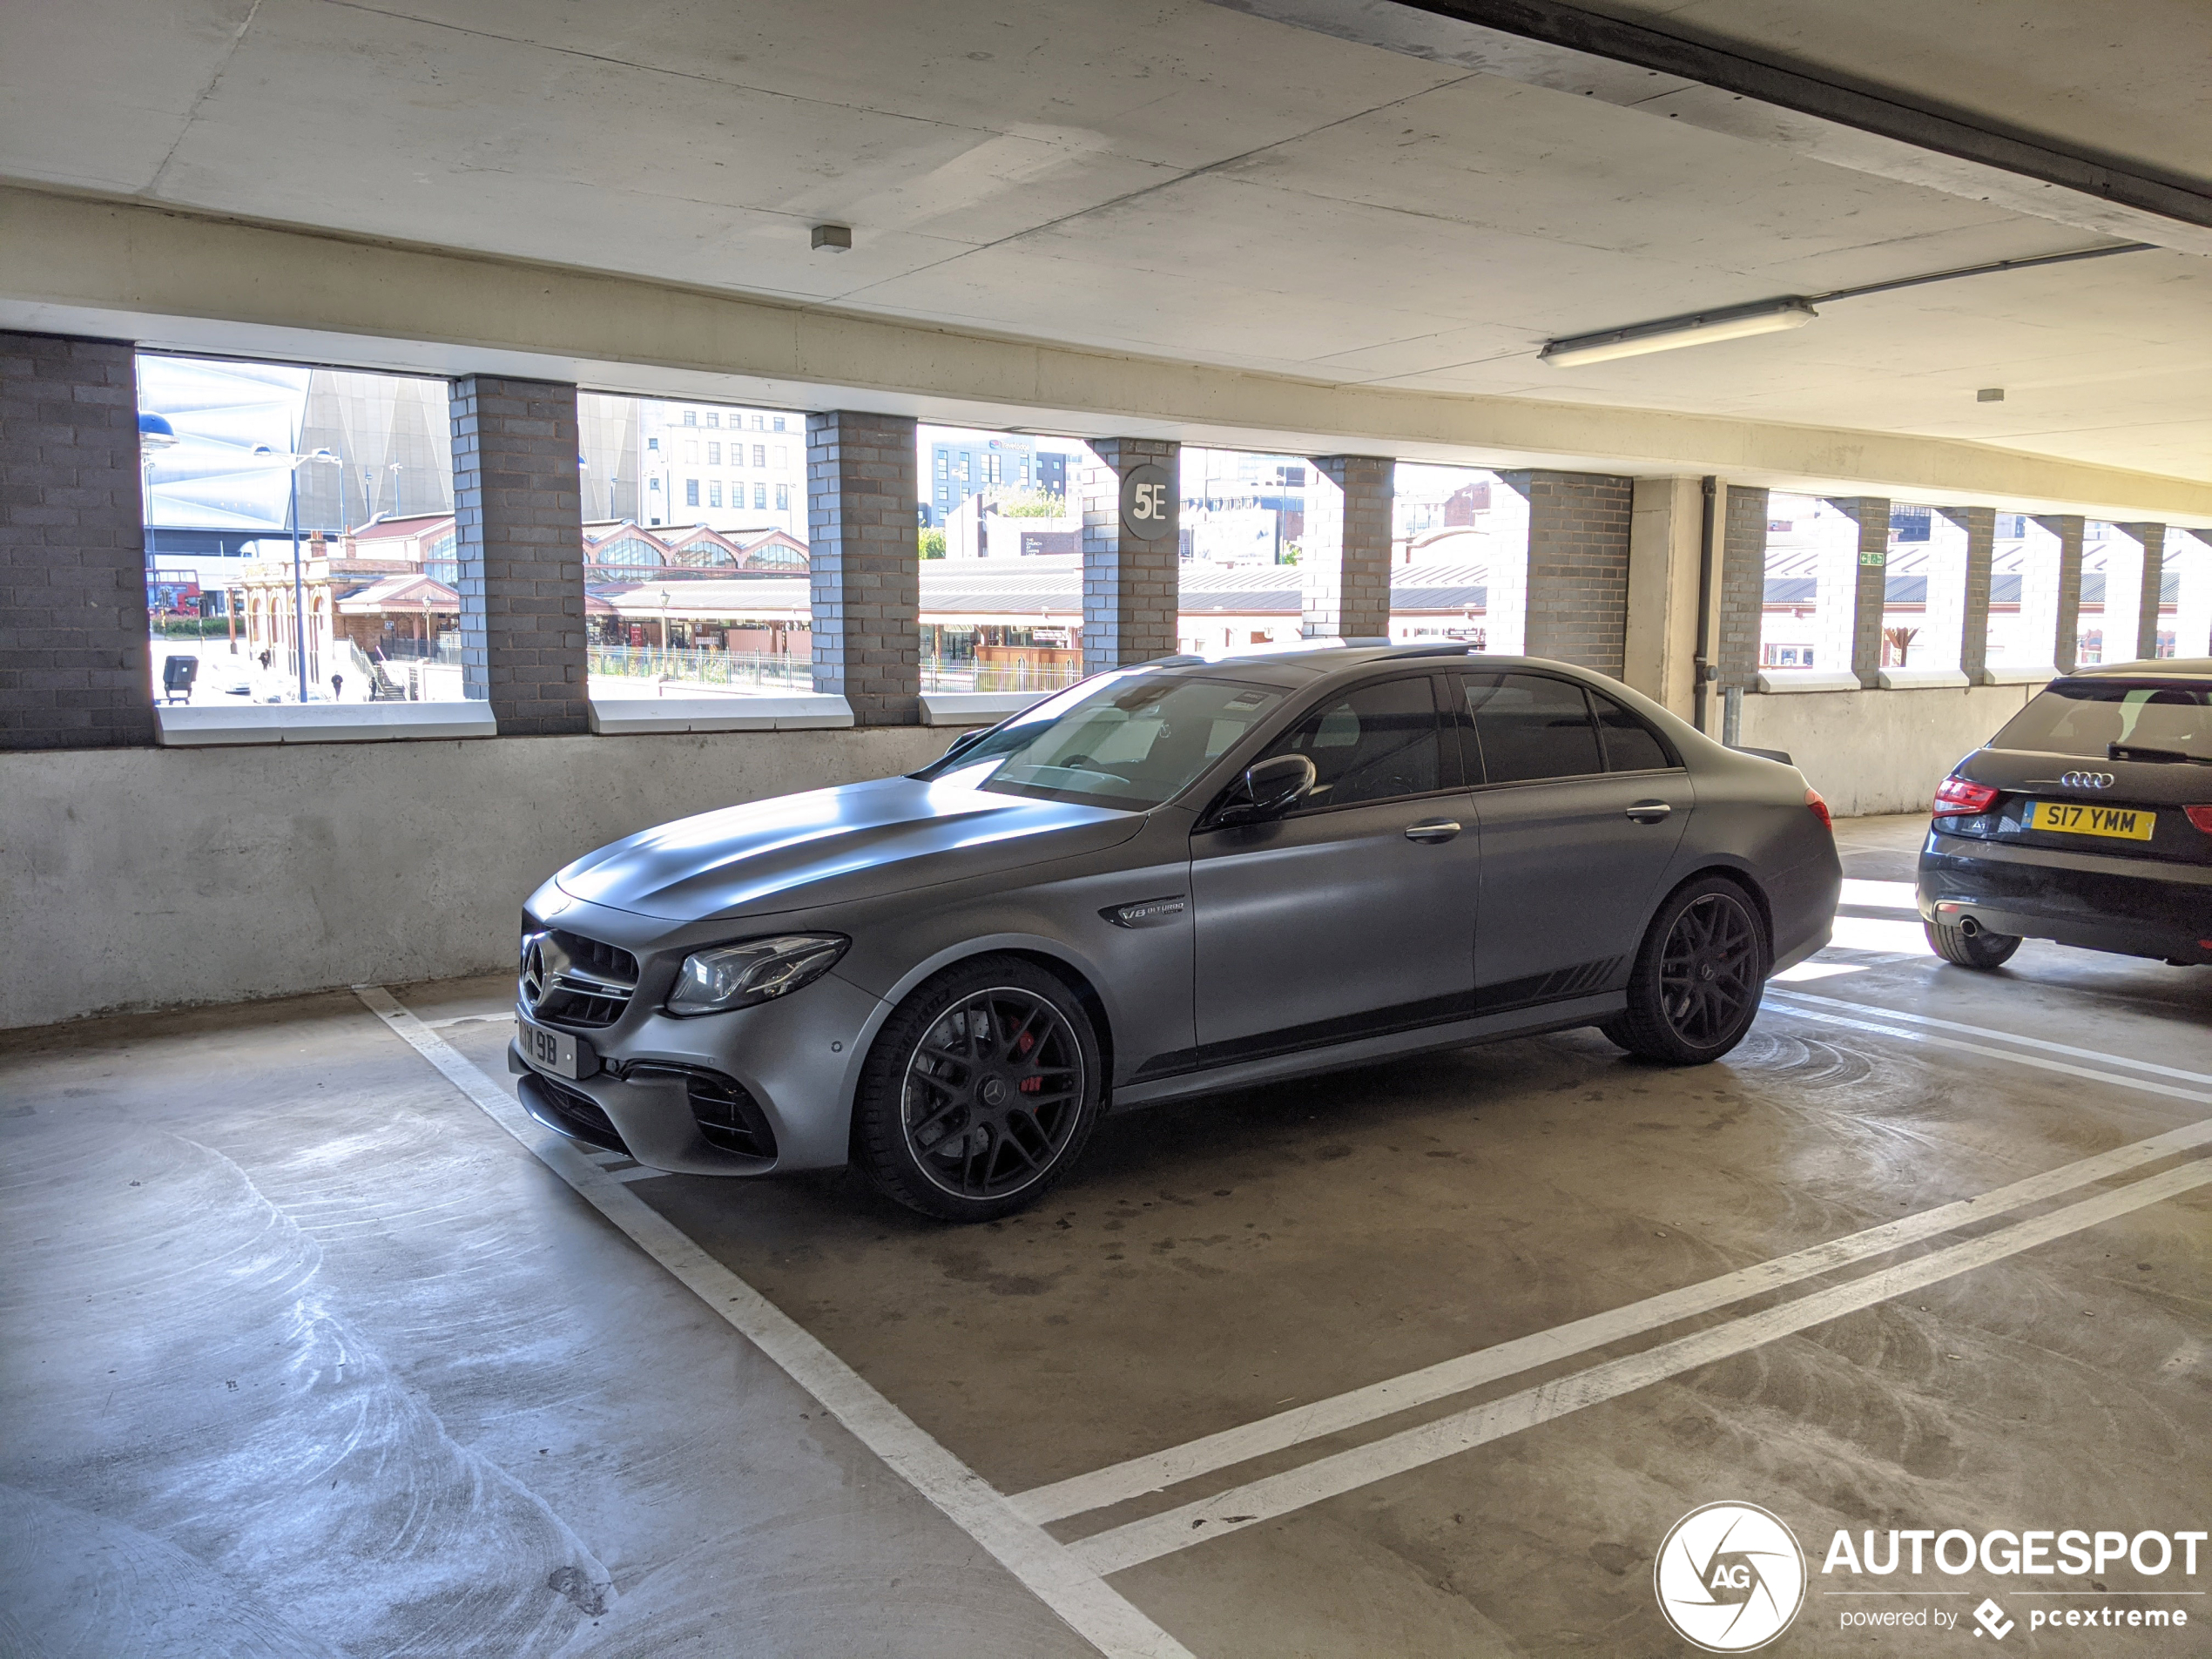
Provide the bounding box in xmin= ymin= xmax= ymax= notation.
xmin=2024 ymin=799 xmax=2155 ymax=840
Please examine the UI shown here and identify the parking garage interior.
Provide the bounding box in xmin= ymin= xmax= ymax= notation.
xmin=3 ymin=2 xmax=2209 ymax=1656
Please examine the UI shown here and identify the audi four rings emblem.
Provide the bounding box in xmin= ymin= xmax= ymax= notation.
xmin=2059 ymin=771 xmax=2114 ymax=789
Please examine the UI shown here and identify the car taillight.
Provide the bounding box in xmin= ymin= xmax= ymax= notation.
xmin=2186 ymin=805 xmax=2212 ymax=833
xmin=1932 ymin=775 xmax=2000 ymax=817
xmin=1804 ymin=787 xmax=1831 ymax=831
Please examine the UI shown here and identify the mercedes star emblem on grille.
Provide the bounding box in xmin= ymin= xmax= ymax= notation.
xmin=520 ymin=934 xmax=549 ymax=1009
xmin=2058 ymin=771 xmax=2115 ymax=789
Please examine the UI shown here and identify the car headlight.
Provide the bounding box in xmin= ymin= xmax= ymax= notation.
xmin=665 ymin=934 xmax=849 ymax=1016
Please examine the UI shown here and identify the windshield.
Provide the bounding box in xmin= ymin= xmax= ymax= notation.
xmin=1992 ymin=678 xmax=2212 ymax=763
xmin=914 ymin=671 xmax=1286 ymax=809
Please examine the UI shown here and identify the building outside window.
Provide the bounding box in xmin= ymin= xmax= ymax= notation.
xmin=707 ymin=442 xmax=720 ymax=465
xmin=709 ymin=483 xmax=722 ymax=509
xmin=685 ymin=480 xmax=699 ymax=507
xmin=754 ymin=482 xmax=767 ymax=509
xmin=775 ymin=484 xmax=788 ymax=510
xmin=684 ymin=409 xmax=697 ymax=426
xmin=705 ymin=411 xmax=719 ymax=428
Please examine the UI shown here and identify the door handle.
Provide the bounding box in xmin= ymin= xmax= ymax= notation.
xmin=1624 ymin=800 xmax=1672 ymax=823
xmin=1405 ymin=819 xmax=1462 ymax=843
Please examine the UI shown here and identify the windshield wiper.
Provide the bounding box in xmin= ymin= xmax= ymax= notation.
xmin=2108 ymin=741 xmax=2212 ymax=765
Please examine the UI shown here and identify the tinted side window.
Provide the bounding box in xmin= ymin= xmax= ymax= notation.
xmin=1261 ymin=677 xmax=1442 ymax=810
xmin=1463 ymin=672 xmax=1602 ymax=783
xmin=1590 ymin=690 xmax=1676 ymax=772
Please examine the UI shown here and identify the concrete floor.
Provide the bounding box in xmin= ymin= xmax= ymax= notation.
xmin=4 ymin=814 xmax=2208 ymax=1656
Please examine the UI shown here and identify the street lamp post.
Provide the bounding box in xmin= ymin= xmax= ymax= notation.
xmin=255 ymin=442 xmax=345 ymax=703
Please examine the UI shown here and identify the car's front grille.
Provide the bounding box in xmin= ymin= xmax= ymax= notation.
xmin=520 ymin=927 xmax=640 ymax=1029
xmin=631 ymin=1062 xmax=779 ymax=1160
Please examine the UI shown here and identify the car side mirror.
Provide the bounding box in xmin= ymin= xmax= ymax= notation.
xmin=1221 ymin=752 xmax=1316 ymax=824
xmin=940 ymin=728 xmax=990 ymax=763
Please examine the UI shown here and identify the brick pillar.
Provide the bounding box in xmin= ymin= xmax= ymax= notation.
xmin=1828 ymin=497 xmax=1892 ymax=688
xmin=1 ymin=333 xmax=154 ymax=751
xmin=1714 ymin=484 xmax=1770 ymax=695
xmin=2115 ymin=523 xmax=2167 ymax=662
xmin=1301 ymin=455 xmax=1393 ymax=644
xmin=450 ymin=375 xmax=585 ymax=735
xmin=1080 ymin=439 xmax=1179 ymax=674
xmin=807 ymin=410 xmax=920 ymax=725
xmin=1942 ymin=507 xmax=1996 ymax=683
xmin=2036 ymin=515 xmax=2087 ymax=672
xmin=1499 ymin=470 xmax=1633 ymax=676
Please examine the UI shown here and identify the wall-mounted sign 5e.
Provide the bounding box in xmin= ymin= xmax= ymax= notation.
xmin=1120 ymin=463 xmax=1175 ymax=543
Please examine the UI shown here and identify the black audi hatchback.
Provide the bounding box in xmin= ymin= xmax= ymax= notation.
xmin=1918 ymin=659 xmax=2212 ymax=969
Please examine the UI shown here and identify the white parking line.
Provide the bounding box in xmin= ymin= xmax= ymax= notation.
xmin=1064 ymin=1158 xmax=2212 ymax=1577
xmin=1011 ymin=1107 xmax=2212 ymax=1527
xmin=354 ymin=985 xmax=1194 ymax=1659
xmin=1769 ymin=989 xmax=2212 ymax=1087
xmin=1767 ymin=999 xmax=2212 ymax=1107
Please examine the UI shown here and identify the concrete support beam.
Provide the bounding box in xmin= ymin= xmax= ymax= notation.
xmin=2035 ymin=515 xmax=2087 ymax=673
xmin=1915 ymin=509 xmax=1970 ymax=676
xmin=1499 ymin=470 xmax=1634 ymax=677
xmin=1623 ymin=477 xmax=1704 ymax=721
xmin=451 ymin=375 xmax=587 ymax=736
xmin=1714 ymin=484 xmax=1770 ymax=704
xmin=1080 ymin=439 xmax=1180 ymax=674
xmin=1827 ymin=498 xmax=1893 ymax=689
xmin=807 ymin=410 xmax=921 ymax=726
xmin=12 ymin=191 xmax=2209 ymax=529
xmin=1942 ymin=507 xmax=1997 ymax=684
xmin=1 ymin=330 xmax=153 ymax=751
xmin=1301 ymin=455 xmax=1393 ymax=644
xmin=2114 ymin=523 xmax=2167 ymax=663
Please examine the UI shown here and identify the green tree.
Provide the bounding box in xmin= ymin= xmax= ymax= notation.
xmin=994 ymin=488 xmax=1065 ymax=518
xmin=919 ymin=526 xmax=947 ymax=559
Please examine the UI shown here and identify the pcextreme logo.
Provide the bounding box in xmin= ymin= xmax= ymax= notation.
xmin=1655 ymin=1502 xmax=1809 ymax=1652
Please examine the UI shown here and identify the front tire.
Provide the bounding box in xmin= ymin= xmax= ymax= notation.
xmin=1925 ymin=918 xmax=2021 ymax=969
xmin=853 ymin=954 xmax=1103 ymax=1223
xmin=1602 ymin=875 xmax=1769 ymax=1064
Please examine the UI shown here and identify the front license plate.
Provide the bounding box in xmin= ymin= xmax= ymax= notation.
xmin=516 ymin=1015 xmax=594 ymax=1080
xmin=2023 ymin=799 xmax=2155 ymax=841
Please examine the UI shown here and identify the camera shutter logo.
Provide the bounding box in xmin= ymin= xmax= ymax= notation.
xmin=1654 ymin=1502 xmax=1807 ymax=1652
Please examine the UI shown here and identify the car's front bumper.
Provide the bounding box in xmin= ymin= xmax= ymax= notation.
xmin=508 ymin=968 xmax=888 ymax=1175
xmin=1918 ymin=827 xmax=2212 ymax=965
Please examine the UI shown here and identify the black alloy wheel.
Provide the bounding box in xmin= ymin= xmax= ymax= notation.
xmin=853 ymin=955 xmax=1103 ymax=1222
xmin=1602 ymin=875 xmax=1769 ymax=1063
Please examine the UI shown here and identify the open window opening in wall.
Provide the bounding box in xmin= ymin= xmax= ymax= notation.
xmin=576 ymin=391 xmax=813 ymax=701
xmin=1878 ymin=502 xmax=1967 ymax=678
xmin=1759 ymin=494 xmax=1863 ymax=680
xmin=1170 ymin=447 xmax=1311 ymax=657
xmin=1986 ymin=514 xmax=2063 ymax=674
xmin=1390 ymin=463 xmax=1503 ymax=653
xmin=2166 ymin=529 xmax=2212 ymax=660
xmin=914 ymin=424 xmax=1086 ymax=693
xmin=137 ymin=352 xmax=463 ymax=709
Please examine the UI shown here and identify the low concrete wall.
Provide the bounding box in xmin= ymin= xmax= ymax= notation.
xmin=1 ymin=727 xmax=951 ymax=1030
xmin=1737 ymin=683 xmax=2040 ymax=817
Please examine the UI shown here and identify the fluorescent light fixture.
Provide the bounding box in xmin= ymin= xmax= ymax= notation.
xmin=1540 ymin=297 xmax=1818 ymax=368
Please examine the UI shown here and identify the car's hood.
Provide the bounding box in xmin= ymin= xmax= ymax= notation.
xmin=554 ymin=775 xmax=1144 ymax=921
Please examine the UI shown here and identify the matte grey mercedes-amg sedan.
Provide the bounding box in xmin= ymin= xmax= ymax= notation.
xmin=510 ymin=646 xmax=1839 ymax=1220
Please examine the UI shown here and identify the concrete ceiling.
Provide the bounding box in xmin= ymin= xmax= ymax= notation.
xmin=2 ymin=0 xmax=2208 ymax=483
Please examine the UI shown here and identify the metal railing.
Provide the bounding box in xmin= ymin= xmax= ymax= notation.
xmin=589 ymin=645 xmax=814 ymax=691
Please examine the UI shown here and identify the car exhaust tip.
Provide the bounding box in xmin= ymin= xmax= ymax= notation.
xmin=1959 ymin=915 xmax=1981 ymax=937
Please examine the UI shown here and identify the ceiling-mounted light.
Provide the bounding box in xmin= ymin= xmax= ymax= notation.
xmin=1540 ymin=298 xmax=1818 ymax=368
